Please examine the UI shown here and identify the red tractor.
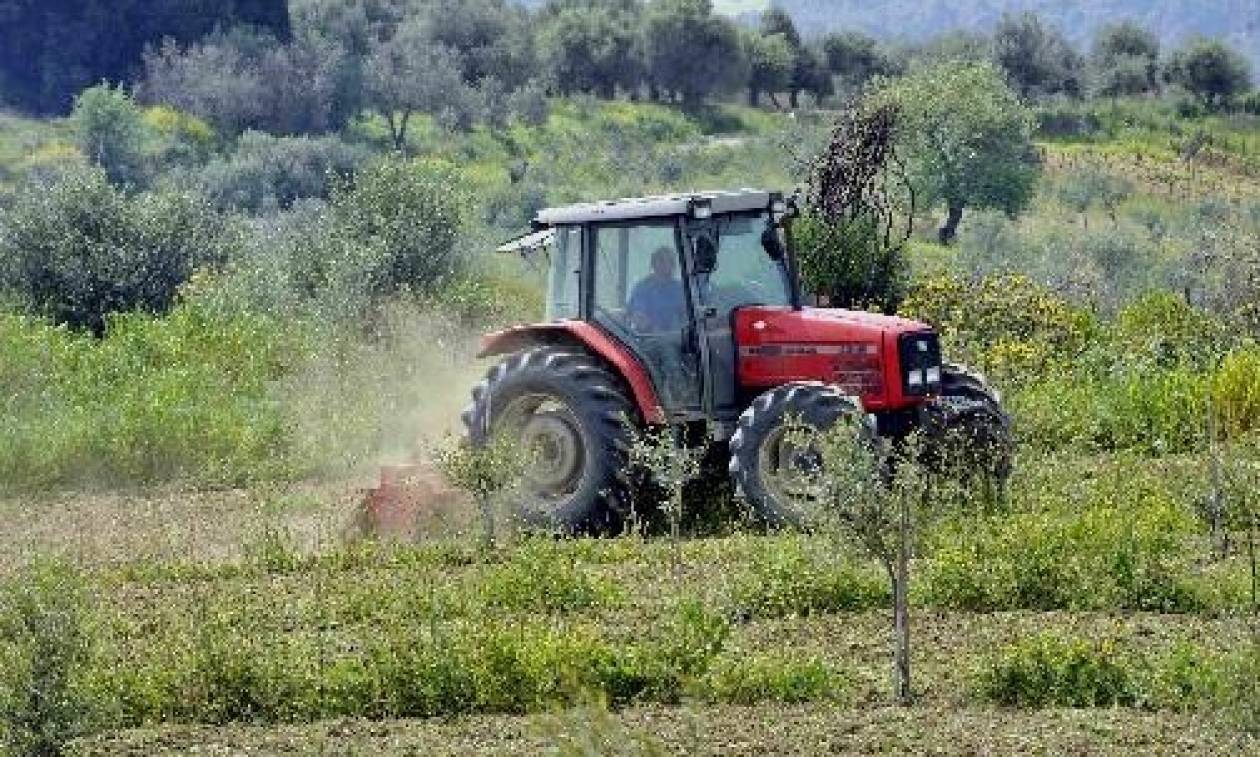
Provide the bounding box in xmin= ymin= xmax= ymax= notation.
xmin=464 ymin=190 xmax=1011 ymax=532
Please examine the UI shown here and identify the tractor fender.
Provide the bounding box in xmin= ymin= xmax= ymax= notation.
xmin=478 ymin=321 xmax=666 ymax=425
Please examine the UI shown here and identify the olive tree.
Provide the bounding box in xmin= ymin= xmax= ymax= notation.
xmin=1166 ymin=38 xmax=1253 ymax=109
xmin=364 ymin=21 xmax=468 ymax=149
xmin=538 ymin=4 xmax=643 ymax=98
xmin=744 ymin=31 xmax=794 ymax=107
xmin=870 ymin=62 xmax=1039 ymax=244
xmin=643 ymin=0 xmax=747 ymax=106
xmin=822 ymin=30 xmax=889 ymax=93
xmin=1089 ymin=20 xmax=1160 ymax=97
xmin=70 ymin=84 xmax=149 ymax=187
xmin=991 ymin=11 xmax=1082 ymax=99
xmin=0 ymin=167 xmax=233 ymax=336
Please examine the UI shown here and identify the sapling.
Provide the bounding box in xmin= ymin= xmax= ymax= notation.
xmin=780 ymin=418 xmax=932 ymax=705
xmin=626 ymin=424 xmax=709 ymax=578
xmin=434 ymin=432 xmax=527 ymax=552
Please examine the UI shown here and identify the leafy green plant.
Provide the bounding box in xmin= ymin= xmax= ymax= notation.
xmin=976 ymin=634 xmax=1136 ymax=708
xmin=697 ymin=652 xmax=846 ymax=705
xmin=479 ymin=540 xmax=620 ymax=613
xmin=923 ymin=498 xmax=1203 ymax=612
xmin=728 ymin=540 xmax=887 ymax=619
xmin=0 ymin=560 xmax=98 ymax=756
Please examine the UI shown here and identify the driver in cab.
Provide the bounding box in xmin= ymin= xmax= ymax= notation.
xmin=628 ymin=247 xmax=687 ymax=333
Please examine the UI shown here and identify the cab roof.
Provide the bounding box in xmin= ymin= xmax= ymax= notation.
xmin=534 ymin=189 xmax=778 ymax=226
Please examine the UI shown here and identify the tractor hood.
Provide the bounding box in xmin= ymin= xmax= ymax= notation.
xmin=736 ymin=306 xmax=932 ymax=344
xmin=734 ymin=306 xmax=941 ymax=411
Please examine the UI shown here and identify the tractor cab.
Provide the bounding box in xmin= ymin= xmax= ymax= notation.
xmin=501 ymin=190 xmax=797 ymax=423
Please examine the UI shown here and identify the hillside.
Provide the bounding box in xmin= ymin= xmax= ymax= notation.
xmin=775 ymin=0 xmax=1260 ymax=69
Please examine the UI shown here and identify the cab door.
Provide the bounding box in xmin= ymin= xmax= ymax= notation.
xmin=587 ymin=220 xmax=704 ymax=418
xmin=686 ymin=212 xmax=795 ymax=420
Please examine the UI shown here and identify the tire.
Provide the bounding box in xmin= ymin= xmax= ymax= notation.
xmin=729 ymin=382 xmax=875 ymax=529
xmin=921 ymin=364 xmax=1013 ymax=484
xmin=461 ymin=346 xmax=635 ymax=534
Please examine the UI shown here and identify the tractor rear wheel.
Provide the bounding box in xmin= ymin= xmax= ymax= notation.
xmin=729 ymin=383 xmax=875 ymax=529
xmin=921 ymin=363 xmax=1013 ymax=486
xmin=462 ymin=347 xmax=635 ymax=533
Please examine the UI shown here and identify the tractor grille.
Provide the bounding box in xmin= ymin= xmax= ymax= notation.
xmin=899 ymin=332 xmax=942 ymax=397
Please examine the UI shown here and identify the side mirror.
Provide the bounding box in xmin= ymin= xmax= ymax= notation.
xmin=762 ymin=225 xmax=786 ymax=261
xmin=693 ymin=236 xmax=718 ymax=274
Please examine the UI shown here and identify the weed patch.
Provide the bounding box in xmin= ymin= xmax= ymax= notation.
xmin=728 ymin=540 xmax=888 ymax=620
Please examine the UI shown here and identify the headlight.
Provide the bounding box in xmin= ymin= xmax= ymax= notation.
xmin=925 ymin=366 xmax=941 ymax=385
xmin=907 ymin=370 xmax=924 ymax=388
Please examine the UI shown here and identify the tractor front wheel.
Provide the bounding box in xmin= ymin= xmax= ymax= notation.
xmin=920 ymin=363 xmax=1014 ymax=487
xmin=729 ymin=383 xmax=875 ymax=529
xmin=462 ymin=347 xmax=635 ymax=534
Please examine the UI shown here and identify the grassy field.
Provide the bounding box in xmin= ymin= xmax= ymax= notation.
xmin=1 ymin=450 xmax=1257 ymax=753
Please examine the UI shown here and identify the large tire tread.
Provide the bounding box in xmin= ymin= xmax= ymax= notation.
xmin=461 ymin=346 xmax=636 ymax=533
xmin=728 ymin=382 xmax=874 ymax=529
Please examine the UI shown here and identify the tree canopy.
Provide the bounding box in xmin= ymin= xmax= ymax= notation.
xmin=0 ymin=0 xmax=291 ymax=113
xmin=1165 ymin=37 xmax=1253 ymax=108
xmin=870 ymin=61 xmax=1039 ymax=244
xmin=643 ymin=0 xmax=747 ymax=105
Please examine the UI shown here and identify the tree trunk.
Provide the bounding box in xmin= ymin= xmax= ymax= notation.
xmin=391 ymin=110 xmax=412 ymax=152
xmin=769 ymin=92 xmax=785 ymax=110
xmin=938 ymin=203 xmax=964 ymax=244
xmin=893 ymin=487 xmax=912 ymax=706
xmin=789 ymin=88 xmax=800 ymax=109
xmin=748 ymin=87 xmax=759 ymax=107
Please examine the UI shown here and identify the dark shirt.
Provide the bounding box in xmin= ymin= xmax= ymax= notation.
xmin=627 ymin=276 xmax=687 ymax=332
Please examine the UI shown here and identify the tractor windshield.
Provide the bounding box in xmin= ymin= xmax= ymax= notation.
xmin=705 ymin=212 xmax=793 ymax=311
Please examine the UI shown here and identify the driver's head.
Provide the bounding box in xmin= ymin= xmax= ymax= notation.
xmin=650 ymin=247 xmax=676 ymax=279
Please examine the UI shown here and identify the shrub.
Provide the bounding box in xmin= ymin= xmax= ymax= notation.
xmin=1112 ymin=291 xmax=1229 ymax=370
xmin=70 ymin=84 xmax=149 ymax=187
xmin=900 ymin=273 xmax=1095 ymax=383
xmin=0 ymin=167 xmax=236 ymax=336
xmin=728 ymin=540 xmax=887 ymax=619
xmin=1213 ymin=346 xmax=1260 ymax=440
xmin=697 ymin=653 xmax=845 ymax=704
xmin=0 ymin=561 xmax=97 ymax=755
xmin=190 ymin=131 xmax=367 ymax=212
xmin=290 ymin=159 xmax=466 ymax=304
xmin=975 ymin=634 xmax=1136 ymax=708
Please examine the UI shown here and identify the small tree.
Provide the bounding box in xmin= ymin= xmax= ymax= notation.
xmin=870 ymin=61 xmax=1039 ymax=244
xmin=744 ymin=32 xmax=794 ymax=107
xmin=781 ymin=420 xmax=930 ymax=705
xmin=435 ymin=433 xmax=527 ymax=550
xmin=70 ymin=84 xmax=149 ymax=187
xmin=364 ymin=22 xmax=468 ymax=150
xmin=1166 ymin=38 xmax=1253 ymax=110
xmin=626 ymin=424 xmax=708 ymax=575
